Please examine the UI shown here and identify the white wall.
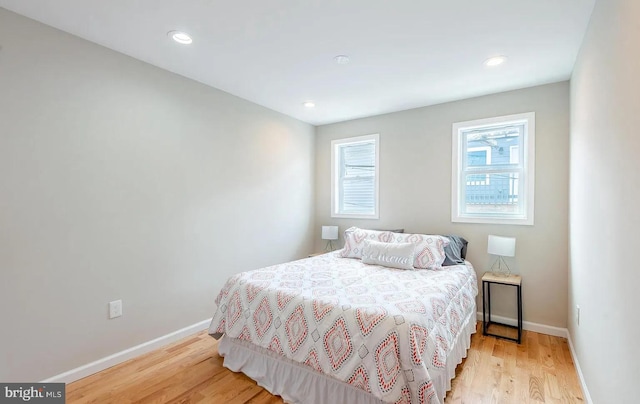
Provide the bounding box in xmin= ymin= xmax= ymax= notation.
xmin=569 ymin=0 xmax=640 ymax=402
xmin=315 ymin=82 xmax=570 ymax=328
xmin=0 ymin=8 xmax=314 ymax=382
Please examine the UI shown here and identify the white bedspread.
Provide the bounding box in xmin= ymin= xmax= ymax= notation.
xmin=209 ymin=252 xmax=477 ymax=404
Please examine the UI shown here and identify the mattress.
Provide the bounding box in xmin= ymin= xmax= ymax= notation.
xmin=208 ymin=252 xmax=478 ymax=404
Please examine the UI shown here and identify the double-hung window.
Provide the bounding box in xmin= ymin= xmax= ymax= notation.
xmin=331 ymin=134 xmax=379 ymax=219
xmin=451 ymin=112 xmax=535 ymax=225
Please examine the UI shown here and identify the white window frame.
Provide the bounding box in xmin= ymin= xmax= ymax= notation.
xmin=509 ymin=145 xmax=520 ymax=199
xmin=451 ymin=112 xmax=535 ymax=225
xmin=331 ymin=134 xmax=380 ymax=219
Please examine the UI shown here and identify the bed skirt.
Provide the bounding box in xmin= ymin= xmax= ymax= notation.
xmin=217 ymin=306 xmax=477 ymax=404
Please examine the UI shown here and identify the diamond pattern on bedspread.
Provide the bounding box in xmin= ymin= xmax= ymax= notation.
xmin=267 ymin=335 xmax=283 ymax=355
xmin=409 ymin=324 xmax=429 ymax=366
xmin=375 ymin=331 xmax=401 ymax=393
xmin=355 ymin=306 xmax=387 ymax=336
xmin=285 ymin=305 xmax=308 ymax=354
xmin=323 ymin=316 xmax=354 ymax=371
xmin=208 ymin=252 xmax=477 ymax=404
xmin=304 ymin=348 xmax=322 ymax=372
xmin=313 ymin=299 xmax=337 ymax=322
xmin=418 ymin=381 xmax=437 ymax=403
xmin=396 ymin=386 xmax=412 ymax=404
xmin=252 ymin=296 xmax=273 ymax=340
xmin=348 ymin=364 xmax=372 ymax=393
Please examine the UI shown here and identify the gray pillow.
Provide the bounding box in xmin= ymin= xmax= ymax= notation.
xmin=442 ymin=235 xmax=468 ymax=266
xmin=373 ymin=228 xmax=405 ymax=233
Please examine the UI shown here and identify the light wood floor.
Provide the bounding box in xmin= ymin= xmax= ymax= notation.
xmin=67 ymin=323 xmax=584 ymax=403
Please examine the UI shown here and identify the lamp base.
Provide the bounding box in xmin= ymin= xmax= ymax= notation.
xmin=324 ymin=240 xmax=334 ymax=252
xmin=490 ymin=256 xmax=512 ymax=277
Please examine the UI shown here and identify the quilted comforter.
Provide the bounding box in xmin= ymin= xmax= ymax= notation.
xmin=208 ymin=252 xmax=477 ymax=404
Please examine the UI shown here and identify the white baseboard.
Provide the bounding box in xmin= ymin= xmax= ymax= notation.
xmin=475 ymin=312 xmax=568 ymax=338
xmin=42 ymin=318 xmax=212 ymax=384
xmin=566 ymin=332 xmax=593 ymax=404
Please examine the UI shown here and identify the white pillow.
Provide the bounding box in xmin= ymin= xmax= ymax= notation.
xmin=391 ymin=232 xmax=449 ymax=269
xmin=362 ymin=240 xmax=415 ymax=270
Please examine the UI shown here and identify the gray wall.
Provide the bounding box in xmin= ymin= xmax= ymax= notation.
xmin=569 ymin=0 xmax=640 ymax=402
xmin=315 ymin=82 xmax=570 ymax=328
xmin=0 ymin=8 xmax=315 ymax=382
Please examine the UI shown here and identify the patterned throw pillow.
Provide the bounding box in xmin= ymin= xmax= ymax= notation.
xmin=340 ymin=227 xmax=450 ymax=270
xmin=340 ymin=227 xmax=394 ymax=259
xmin=390 ymin=232 xmax=449 ymax=269
xmin=361 ymin=240 xmax=415 ymax=270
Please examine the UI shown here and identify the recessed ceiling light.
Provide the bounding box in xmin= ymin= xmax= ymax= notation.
xmin=334 ymin=55 xmax=350 ymax=65
xmin=484 ymin=55 xmax=507 ymax=67
xmin=168 ymin=31 xmax=193 ymax=45
xmin=303 ymin=101 xmax=316 ymax=108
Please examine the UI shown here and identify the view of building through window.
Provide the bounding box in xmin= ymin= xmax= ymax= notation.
xmin=452 ymin=112 xmax=534 ymax=225
xmin=463 ymin=124 xmax=522 ymax=214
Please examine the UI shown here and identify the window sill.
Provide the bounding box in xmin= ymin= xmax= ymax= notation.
xmin=331 ymin=212 xmax=379 ymax=220
xmin=452 ymin=215 xmax=534 ymax=226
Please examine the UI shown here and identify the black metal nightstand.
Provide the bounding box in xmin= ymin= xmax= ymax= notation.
xmin=482 ymin=272 xmax=522 ymax=343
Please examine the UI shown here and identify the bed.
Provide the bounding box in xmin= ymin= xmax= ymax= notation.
xmin=208 ymin=229 xmax=478 ymax=404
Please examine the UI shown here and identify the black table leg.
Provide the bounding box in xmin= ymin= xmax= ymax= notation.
xmin=487 ymin=282 xmax=491 ymax=325
xmin=517 ymin=284 xmax=522 ymax=343
xmin=482 ymin=281 xmax=486 ymax=334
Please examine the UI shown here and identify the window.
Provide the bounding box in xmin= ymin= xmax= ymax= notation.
xmin=331 ymin=134 xmax=379 ymax=219
xmin=451 ymin=112 xmax=535 ymax=225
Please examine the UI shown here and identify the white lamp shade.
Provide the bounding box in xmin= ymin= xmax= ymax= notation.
xmin=321 ymin=226 xmax=339 ymax=240
xmin=487 ymin=235 xmax=516 ymax=257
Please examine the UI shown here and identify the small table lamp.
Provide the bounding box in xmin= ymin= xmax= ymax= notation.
xmin=488 ymin=235 xmax=516 ymax=276
xmin=322 ymin=226 xmax=339 ymax=252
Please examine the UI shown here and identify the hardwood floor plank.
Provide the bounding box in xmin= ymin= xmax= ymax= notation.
xmin=512 ymin=366 xmax=531 ymax=404
xmin=529 ymin=375 xmax=546 ymax=402
xmin=244 ymin=390 xmax=284 ymax=404
xmin=66 ymin=323 xmax=584 ymax=404
xmin=496 ymin=363 xmax=516 ymax=403
xmin=545 ymin=371 xmax=562 ymax=401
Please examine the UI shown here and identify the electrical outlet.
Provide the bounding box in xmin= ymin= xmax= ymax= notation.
xmin=109 ymin=300 xmax=122 ymax=319
xmin=576 ymin=305 xmax=580 ymax=325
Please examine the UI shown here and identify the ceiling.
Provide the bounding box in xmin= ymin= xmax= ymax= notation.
xmin=0 ymin=0 xmax=595 ymax=125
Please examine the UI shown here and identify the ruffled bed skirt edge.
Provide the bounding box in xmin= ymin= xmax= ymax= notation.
xmin=218 ymin=336 xmax=385 ymax=404
xmin=432 ymin=307 xmax=477 ymax=402
xmin=216 ymin=306 xmax=477 ymax=404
